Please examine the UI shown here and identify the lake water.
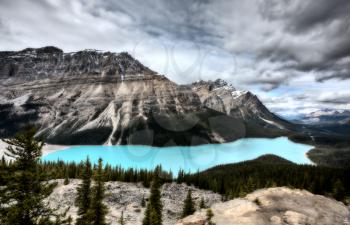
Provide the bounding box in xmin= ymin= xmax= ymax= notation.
xmin=42 ymin=137 xmax=313 ymax=175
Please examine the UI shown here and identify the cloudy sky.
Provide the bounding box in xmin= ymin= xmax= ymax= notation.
xmin=1 ymin=0 xmax=350 ymax=118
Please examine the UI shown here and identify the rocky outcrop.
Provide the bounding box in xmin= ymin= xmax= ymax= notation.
xmin=0 ymin=46 xmax=152 ymax=81
xmin=176 ymin=187 xmax=350 ymax=225
xmin=45 ymin=180 xmax=221 ymax=225
xmin=48 ymin=182 xmax=350 ymax=225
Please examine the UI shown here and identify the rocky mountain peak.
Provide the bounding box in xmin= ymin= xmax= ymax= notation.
xmin=0 ymin=47 xmax=155 ymax=82
xmin=21 ymin=46 xmax=64 ymax=55
xmin=0 ymin=46 xmax=297 ymax=145
xmin=192 ymin=78 xmax=236 ymax=92
xmin=0 ymin=46 xmax=156 ymax=83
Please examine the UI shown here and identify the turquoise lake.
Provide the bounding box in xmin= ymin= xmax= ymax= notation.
xmin=42 ymin=137 xmax=313 ymax=174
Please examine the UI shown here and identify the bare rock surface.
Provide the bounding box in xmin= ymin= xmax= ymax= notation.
xmin=176 ymin=187 xmax=350 ymax=225
xmin=0 ymin=47 xmax=297 ymax=146
xmin=45 ymin=179 xmax=221 ymax=225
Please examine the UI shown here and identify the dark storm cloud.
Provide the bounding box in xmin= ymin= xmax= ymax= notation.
xmin=92 ymin=0 xmax=217 ymax=44
xmin=0 ymin=0 xmax=350 ymax=113
xmin=251 ymin=0 xmax=350 ymax=84
xmin=260 ymin=0 xmax=350 ymax=33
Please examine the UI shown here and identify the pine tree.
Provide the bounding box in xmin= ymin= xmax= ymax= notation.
xmin=0 ymin=126 xmax=57 ymax=225
xmin=199 ymin=197 xmax=206 ymax=209
xmin=75 ymin=157 xmax=92 ymax=225
xmin=88 ymin=158 xmax=108 ymax=225
xmin=182 ymin=189 xmax=195 ymax=218
xmin=64 ymin=167 xmax=70 ymax=185
xmin=143 ymin=166 xmax=163 ymax=225
xmin=67 ymin=216 xmax=73 ymax=225
xmin=333 ymin=179 xmax=345 ymax=200
xmin=118 ymin=211 xmax=125 ymax=225
xmin=64 ymin=176 xmax=70 ymax=185
xmin=141 ymin=195 xmax=146 ymax=207
xmin=206 ymin=208 xmax=216 ymax=225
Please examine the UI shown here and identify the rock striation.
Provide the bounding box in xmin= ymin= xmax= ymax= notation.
xmin=0 ymin=47 xmax=296 ymax=145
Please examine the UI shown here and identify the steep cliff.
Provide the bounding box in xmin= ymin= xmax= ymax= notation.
xmin=0 ymin=47 xmax=245 ymax=146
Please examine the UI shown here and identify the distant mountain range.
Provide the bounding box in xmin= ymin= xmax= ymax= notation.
xmin=294 ymin=109 xmax=350 ymax=125
xmin=0 ymin=46 xmax=341 ymax=146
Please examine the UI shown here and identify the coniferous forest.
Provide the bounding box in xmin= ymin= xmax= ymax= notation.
xmin=1 ymin=128 xmax=350 ymax=225
xmin=178 ymin=155 xmax=350 ymax=202
xmin=1 ymin=150 xmax=349 ymax=204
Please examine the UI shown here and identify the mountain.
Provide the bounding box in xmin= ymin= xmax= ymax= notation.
xmin=0 ymin=46 xmax=295 ymax=146
xmin=295 ymin=109 xmax=350 ymax=125
xmin=190 ymin=79 xmax=297 ymax=137
xmin=291 ymin=109 xmax=350 ymax=137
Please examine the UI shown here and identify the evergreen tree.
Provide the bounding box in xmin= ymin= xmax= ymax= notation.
xmin=75 ymin=157 xmax=92 ymax=225
xmin=181 ymin=190 xmax=195 ymax=218
xmin=88 ymin=158 xmax=108 ymax=225
xmin=333 ymin=179 xmax=345 ymax=200
xmin=118 ymin=211 xmax=125 ymax=225
xmin=143 ymin=166 xmax=163 ymax=225
xmin=199 ymin=197 xmax=206 ymax=209
xmin=67 ymin=216 xmax=73 ymax=225
xmin=64 ymin=167 xmax=70 ymax=185
xmin=64 ymin=176 xmax=70 ymax=185
xmin=206 ymin=208 xmax=216 ymax=225
xmin=141 ymin=195 xmax=146 ymax=207
xmin=177 ymin=169 xmax=185 ymax=184
xmin=0 ymin=126 xmax=56 ymax=225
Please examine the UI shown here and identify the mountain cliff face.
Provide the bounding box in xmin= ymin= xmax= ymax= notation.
xmin=191 ymin=79 xmax=296 ymax=137
xmin=0 ymin=47 xmax=292 ymax=146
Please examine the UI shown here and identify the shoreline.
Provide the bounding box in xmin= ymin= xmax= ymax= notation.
xmin=0 ymin=137 xmax=315 ymax=165
xmin=0 ymin=140 xmax=71 ymax=160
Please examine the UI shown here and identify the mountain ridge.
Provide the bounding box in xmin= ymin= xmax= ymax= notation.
xmin=0 ymin=46 xmax=296 ymax=146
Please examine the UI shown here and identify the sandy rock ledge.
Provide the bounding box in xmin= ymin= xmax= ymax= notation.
xmin=176 ymin=187 xmax=350 ymax=225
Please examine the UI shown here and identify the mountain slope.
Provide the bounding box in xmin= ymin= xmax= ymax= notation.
xmin=0 ymin=47 xmax=247 ymax=146
xmin=191 ymin=79 xmax=298 ymax=137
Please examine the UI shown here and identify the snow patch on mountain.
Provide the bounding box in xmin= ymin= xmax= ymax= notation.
xmin=10 ymin=93 xmax=31 ymax=106
xmin=259 ymin=116 xmax=285 ymax=129
xmin=231 ymin=90 xmax=248 ymax=99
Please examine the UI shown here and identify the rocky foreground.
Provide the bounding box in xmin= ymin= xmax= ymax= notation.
xmin=47 ymin=180 xmax=350 ymax=225
xmin=177 ymin=187 xmax=350 ymax=225
xmin=46 ymin=179 xmax=221 ymax=225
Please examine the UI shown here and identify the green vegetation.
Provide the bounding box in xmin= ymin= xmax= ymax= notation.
xmin=75 ymin=158 xmax=92 ymax=225
xmin=143 ymin=166 xmax=163 ymax=225
xmin=0 ymin=126 xmax=62 ymax=225
xmin=1 ymin=158 xmax=173 ymax=188
xmin=178 ymin=155 xmax=350 ymax=202
xmin=141 ymin=196 xmax=146 ymax=207
xmin=75 ymin=158 xmax=108 ymax=225
xmin=206 ymin=209 xmax=215 ymax=225
xmin=308 ymin=146 xmax=350 ymax=168
xmin=181 ymin=190 xmax=195 ymax=218
xmin=118 ymin=211 xmax=125 ymax=225
xmin=1 ymin=127 xmax=350 ymax=224
xmin=88 ymin=158 xmax=108 ymax=225
xmin=199 ymin=197 xmax=206 ymax=209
